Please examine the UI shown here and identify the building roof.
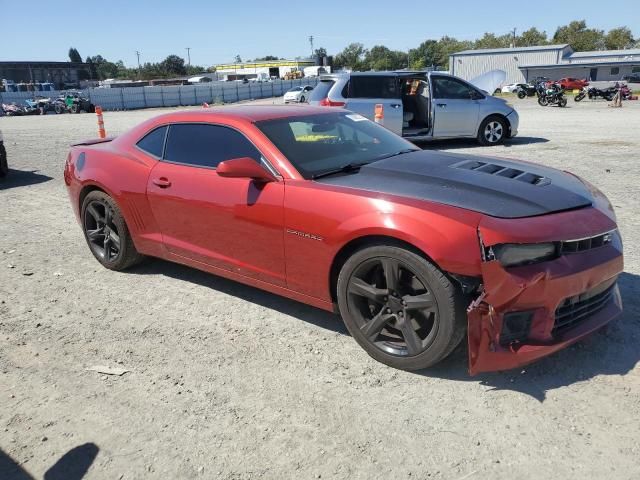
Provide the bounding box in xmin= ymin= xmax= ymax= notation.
xmin=0 ymin=61 xmax=87 ymax=67
xmin=452 ymin=44 xmax=569 ymax=56
xmin=569 ymin=49 xmax=640 ymax=58
xmin=215 ymin=59 xmax=315 ymax=70
xmin=519 ymin=59 xmax=640 ymax=69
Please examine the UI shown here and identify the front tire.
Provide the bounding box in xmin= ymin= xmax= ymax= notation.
xmin=81 ymin=191 xmax=144 ymax=270
xmin=337 ymin=245 xmax=465 ymax=371
xmin=517 ymin=90 xmax=526 ymax=99
xmin=477 ymin=116 xmax=507 ymax=146
xmin=575 ymin=93 xmax=585 ymax=102
xmin=538 ymin=96 xmax=549 ymax=106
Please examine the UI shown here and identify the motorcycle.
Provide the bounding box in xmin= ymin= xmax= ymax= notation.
xmin=53 ymin=92 xmax=95 ymax=114
xmin=537 ymin=82 xmax=567 ymax=107
xmin=574 ymin=86 xmax=589 ymax=102
xmin=586 ymin=87 xmax=616 ymax=101
xmin=1 ymin=103 xmax=24 ymax=116
xmin=516 ymin=83 xmax=536 ymax=99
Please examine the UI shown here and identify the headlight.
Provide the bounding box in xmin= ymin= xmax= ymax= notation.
xmin=487 ymin=243 xmax=557 ymax=267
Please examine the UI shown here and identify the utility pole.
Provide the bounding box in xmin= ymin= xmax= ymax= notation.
xmin=309 ymin=35 xmax=314 ymax=57
xmin=185 ymin=47 xmax=191 ymax=66
xmin=135 ymin=51 xmax=141 ymax=78
xmin=511 ymin=28 xmax=517 ymax=48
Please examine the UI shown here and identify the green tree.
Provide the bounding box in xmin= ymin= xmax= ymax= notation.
xmin=234 ymin=54 xmax=242 ymax=63
xmin=474 ymin=32 xmax=512 ymax=49
xmin=408 ymin=39 xmax=438 ymax=69
xmin=254 ymin=55 xmax=279 ymax=61
xmin=85 ymin=56 xmax=97 ymax=79
xmin=604 ymin=27 xmax=634 ymax=50
xmin=363 ymin=45 xmax=408 ymax=70
xmin=160 ymin=55 xmax=187 ymax=76
xmin=314 ymin=47 xmax=327 ymax=58
xmin=68 ymin=47 xmax=82 ymax=63
xmin=517 ymin=27 xmax=548 ymax=47
xmin=434 ymin=36 xmax=473 ymax=70
xmin=334 ymin=43 xmax=367 ymax=70
xmin=553 ymin=20 xmax=605 ymax=51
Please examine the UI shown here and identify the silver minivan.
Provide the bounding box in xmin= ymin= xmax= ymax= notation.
xmin=308 ymin=71 xmax=519 ymax=145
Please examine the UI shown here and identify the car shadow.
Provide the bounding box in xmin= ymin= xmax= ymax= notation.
xmin=415 ymin=271 xmax=640 ymax=402
xmin=0 ymin=169 xmax=53 ymax=190
xmin=0 ymin=443 xmax=98 ymax=480
xmin=129 ymin=261 xmax=638 ymax=402
xmin=129 ymin=259 xmax=348 ymax=335
xmin=415 ymin=136 xmax=549 ymax=150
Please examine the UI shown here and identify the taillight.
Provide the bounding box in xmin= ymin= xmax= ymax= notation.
xmin=319 ymin=98 xmax=345 ymax=107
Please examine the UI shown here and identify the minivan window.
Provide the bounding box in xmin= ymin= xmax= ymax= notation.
xmin=136 ymin=126 xmax=167 ymax=158
xmin=164 ymin=124 xmax=261 ymax=168
xmin=348 ymin=76 xmax=398 ymax=99
xmin=432 ymin=76 xmax=475 ymax=100
xmin=309 ymin=80 xmax=335 ymax=101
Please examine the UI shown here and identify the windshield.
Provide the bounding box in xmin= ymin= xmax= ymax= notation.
xmin=255 ymin=112 xmax=418 ymax=179
xmin=308 ymin=80 xmax=335 ymax=101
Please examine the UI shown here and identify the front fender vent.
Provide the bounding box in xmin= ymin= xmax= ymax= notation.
xmin=452 ymin=160 xmax=550 ymax=186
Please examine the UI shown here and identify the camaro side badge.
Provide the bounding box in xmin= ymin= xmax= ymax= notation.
xmin=286 ymin=229 xmax=324 ymax=241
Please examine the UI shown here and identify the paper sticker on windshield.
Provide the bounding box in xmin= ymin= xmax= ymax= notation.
xmin=345 ymin=114 xmax=368 ymax=122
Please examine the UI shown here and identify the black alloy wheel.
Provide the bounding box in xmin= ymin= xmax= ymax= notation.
xmin=84 ymin=198 xmax=121 ymax=262
xmin=81 ymin=190 xmax=143 ymax=270
xmin=337 ymin=246 xmax=464 ymax=370
xmin=346 ymin=256 xmax=439 ymax=356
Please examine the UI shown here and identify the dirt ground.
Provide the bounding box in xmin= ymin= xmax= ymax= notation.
xmin=1 ymin=97 xmax=639 ymax=480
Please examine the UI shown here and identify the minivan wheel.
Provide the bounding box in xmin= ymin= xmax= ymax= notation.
xmin=337 ymin=245 xmax=465 ymax=371
xmin=477 ymin=116 xmax=507 ymax=146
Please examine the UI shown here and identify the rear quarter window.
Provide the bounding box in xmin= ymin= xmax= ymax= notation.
xmin=136 ymin=126 xmax=167 ymax=158
xmin=309 ymin=80 xmax=335 ymax=101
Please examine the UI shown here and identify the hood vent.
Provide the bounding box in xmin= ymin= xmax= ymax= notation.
xmin=452 ymin=160 xmax=550 ymax=186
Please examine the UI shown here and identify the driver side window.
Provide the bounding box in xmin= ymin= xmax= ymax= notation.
xmin=432 ymin=77 xmax=474 ymax=100
xmin=163 ymin=124 xmax=261 ymax=169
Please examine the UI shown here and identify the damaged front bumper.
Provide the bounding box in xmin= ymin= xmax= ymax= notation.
xmin=468 ymin=207 xmax=623 ymax=375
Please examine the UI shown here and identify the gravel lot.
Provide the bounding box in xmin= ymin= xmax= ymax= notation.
xmin=1 ymin=97 xmax=639 ymax=479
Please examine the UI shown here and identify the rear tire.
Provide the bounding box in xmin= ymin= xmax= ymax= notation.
xmin=517 ymin=90 xmax=526 ymax=99
xmin=337 ymin=245 xmax=465 ymax=371
xmin=477 ymin=115 xmax=507 ymax=146
xmin=0 ymin=143 xmax=8 ymax=178
xmin=81 ymin=191 xmax=144 ymax=271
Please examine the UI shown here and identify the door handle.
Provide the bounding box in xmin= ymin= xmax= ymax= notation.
xmin=152 ymin=177 xmax=172 ymax=188
xmin=390 ymin=103 xmax=402 ymax=108
xmin=437 ymin=103 xmax=447 ymax=108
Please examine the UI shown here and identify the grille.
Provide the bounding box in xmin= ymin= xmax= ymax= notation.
xmin=560 ymin=231 xmax=614 ymax=255
xmin=553 ymin=280 xmax=617 ymax=334
xmin=452 ymin=160 xmax=550 ymax=186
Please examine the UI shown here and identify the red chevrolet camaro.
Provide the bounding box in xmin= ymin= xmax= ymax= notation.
xmin=64 ymin=106 xmax=623 ymax=375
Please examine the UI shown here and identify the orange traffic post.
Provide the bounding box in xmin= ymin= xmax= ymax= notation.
xmin=95 ymin=106 xmax=106 ymax=138
xmin=374 ymin=103 xmax=384 ymax=125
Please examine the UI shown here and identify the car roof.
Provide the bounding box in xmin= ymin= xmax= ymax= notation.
xmin=149 ymin=105 xmax=335 ymax=123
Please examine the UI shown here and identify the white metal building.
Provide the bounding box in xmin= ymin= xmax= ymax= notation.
xmin=450 ymin=45 xmax=640 ymax=84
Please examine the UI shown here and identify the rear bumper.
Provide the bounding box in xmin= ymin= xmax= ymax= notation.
xmin=468 ymin=236 xmax=623 ymax=375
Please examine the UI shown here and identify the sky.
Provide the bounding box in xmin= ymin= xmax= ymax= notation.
xmin=0 ymin=0 xmax=638 ymax=67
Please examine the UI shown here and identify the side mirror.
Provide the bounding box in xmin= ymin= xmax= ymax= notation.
xmin=216 ymin=157 xmax=277 ymax=183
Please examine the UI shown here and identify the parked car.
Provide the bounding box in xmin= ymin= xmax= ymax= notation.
xmin=500 ymin=83 xmax=521 ymax=93
xmin=308 ymin=72 xmax=519 ymax=146
xmin=558 ymin=77 xmax=589 ymax=90
xmin=0 ymin=129 xmax=7 ymax=177
xmin=64 ymin=106 xmax=623 ymax=375
xmin=622 ymin=73 xmax=640 ymax=83
xmin=284 ymin=85 xmax=314 ymax=103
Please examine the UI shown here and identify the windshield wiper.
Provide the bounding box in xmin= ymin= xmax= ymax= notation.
xmin=312 ymin=161 xmax=371 ymax=180
xmin=373 ymin=148 xmax=420 ymax=161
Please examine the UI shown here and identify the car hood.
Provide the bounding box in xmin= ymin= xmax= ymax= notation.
xmin=314 ymin=150 xmax=594 ymax=218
